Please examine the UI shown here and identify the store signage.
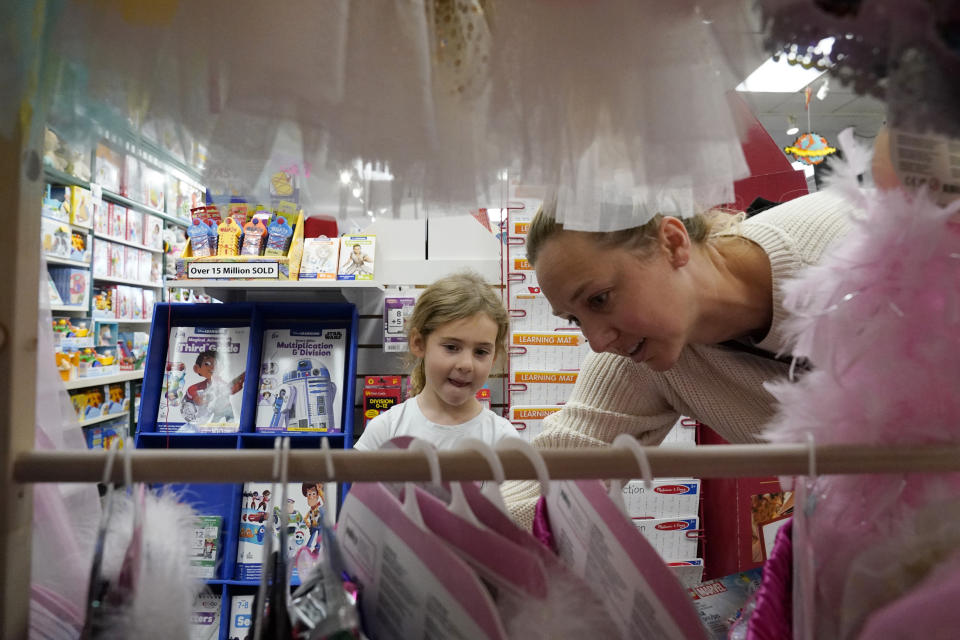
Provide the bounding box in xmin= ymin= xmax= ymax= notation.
xmin=187 ymin=262 xmax=280 ymax=279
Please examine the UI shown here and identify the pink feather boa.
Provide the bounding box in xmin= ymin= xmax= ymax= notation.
xmin=763 ymin=130 xmax=960 ymax=638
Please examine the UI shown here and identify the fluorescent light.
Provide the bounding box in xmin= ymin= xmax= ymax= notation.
xmin=786 ymin=126 xmax=799 ymax=135
xmin=737 ymin=56 xmax=826 ymax=92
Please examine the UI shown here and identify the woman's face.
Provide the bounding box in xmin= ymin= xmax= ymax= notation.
xmin=534 ymin=223 xmax=697 ymax=372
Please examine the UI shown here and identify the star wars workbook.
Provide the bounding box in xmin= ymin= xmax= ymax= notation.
xmin=255 ymin=328 xmax=346 ymax=433
xmin=157 ymin=326 xmax=249 ymax=433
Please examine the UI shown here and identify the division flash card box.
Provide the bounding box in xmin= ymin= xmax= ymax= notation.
xmin=363 ymin=376 xmax=402 ymax=426
xmin=189 ymin=515 xmax=223 ymax=579
xmin=298 ymin=236 xmax=339 ymax=279
xmin=157 ymin=326 xmax=249 ymax=433
xmin=255 ymin=328 xmax=346 ymax=433
xmin=235 ymin=481 xmax=336 ymax=581
xmin=336 ymin=234 xmax=375 ymax=281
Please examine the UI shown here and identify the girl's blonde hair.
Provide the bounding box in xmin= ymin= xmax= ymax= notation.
xmin=525 ymin=197 xmax=742 ymax=266
xmin=408 ymin=271 xmax=509 ymax=396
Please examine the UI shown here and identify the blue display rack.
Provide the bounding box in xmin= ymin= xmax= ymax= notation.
xmin=134 ymin=301 xmax=359 ymax=640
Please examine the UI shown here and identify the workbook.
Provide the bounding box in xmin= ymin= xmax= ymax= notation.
xmin=157 ymin=326 xmax=249 ymax=433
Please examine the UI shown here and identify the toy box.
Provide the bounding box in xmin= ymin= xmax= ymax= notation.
xmin=188 ymin=515 xmax=222 ymax=579
xmin=92 ymin=239 xmax=109 ymax=277
xmin=124 ymin=246 xmax=140 ymax=282
xmin=108 ymin=204 xmax=127 ymax=239
xmin=632 ymin=516 xmax=700 ymax=562
xmin=108 ymin=242 xmax=124 ymax=278
xmin=69 ymin=186 xmax=93 ymax=229
xmin=174 ymin=212 xmax=305 ymax=281
xmin=130 ymin=286 xmax=144 ymax=320
xmin=509 ymin=369 xmax=579 ymax=406
xmin=362 ymin=375 xmax=403 ymax=426
xmin=621 ymin=478 xmax=702 ymax=519
xmin=41 ymin=218 xmax=72 ymax=259
xmin=94 ymin=143 xmax=123 ymax=193
xmin=508 ymin=405 xmax=562 ymax=442
xmin=157 ymin=326 xmax=250 ymax=433
xmin=175 ymin=178 xmax=205 ymax=222
xmin=115 ymin=285 xmax=132 ymax=320
xmin=143 ymin=214 xmax=164 ymax=250
xmin=255 ymin=328 xmax=347 ymax=433
xmin=103 ymin=381 xmax=129 ymax=415
xmin=142 ymin=289 xmax=156 ymax=320
xmin=48 ymin=266 xmax=89 ymax=307
xmin=42 ymin=185 xmax=71 ymax=223
xmin=189 ymin=592 xmax=221 ymax=640
xmin=137 ymin=249 xmax=152 ymax=285
xmin=510 ymin=330 xmax=591 ymax=371
xmin=141 ymin=164 xmax=166 ymax=212
xmin=93 ymin=201 xmax=109 ymax=235
xmin=126 ymin=209 xmax=144 ymax=247
xmin=235 ymin=480 xmax=330 ymax=581
xmin=69 ymin=229 xmax=90 ymax=263
xmin=46 ymin=271 xmax=63 ymax=306
xmin=83 ymin=416 xmax=128 ymax=450
xmin=122 ymin=155 xmax=142 ymax=202
xmin=95 ymin=320 xmax=119 ymax=347
xmin=336 ymin=234 xmax=375 ymax=280
xmin=382 ymin=290 xmax=419 ymax=353
xmin=92 ymin=285 xmax=116 ymax=319
xmin=298 ymin=236 xmax=339 ymax=279
xmin=690 ymin=568 xmax=764 ymax=640
xmin=150 ymin=253 xmax=163 ymax=284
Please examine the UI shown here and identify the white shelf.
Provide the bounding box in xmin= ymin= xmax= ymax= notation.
xmin=174 ymin=279 xmax=383 ymax=290
xmin=64 ymin=369 xmax=144 ymax=390
xmin=92 ymin=274 xmax=163 ymax=289
xmin=93 ymin=232 xmax=164 ymax=254
xmin=78 ymin=412 xmax=129 ymax=428
xmin=115 ymin=318 xmax=152 ymax=324
xmin=45 ymin=255 xmax=92 ymax=268
xmin=50 ymin=304 xmax=88 ymax=313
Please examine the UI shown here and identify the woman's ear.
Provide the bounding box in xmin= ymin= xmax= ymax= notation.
xmin=658 ymin=216 xmax=691 ymax=267
xmin=409 ymin=329 xmax=426 ymax=358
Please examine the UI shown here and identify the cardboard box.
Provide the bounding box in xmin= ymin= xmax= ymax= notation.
xmin=621 ymin=478 xmax=702 ymax=519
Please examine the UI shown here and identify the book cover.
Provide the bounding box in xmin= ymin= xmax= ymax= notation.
xmin=189 ymin=515 xmax=223 ymax=579
xmin=235 ymin=480 xmax=335 ymax=581
xmin=227 ymin=594 xmax=254 ymax=640
xmin=336 ymin=234 xmax=375 ymax=280
xmin=299 ymin=236 xmax=339 ymax=279
xmin=255 ymin=328 xmax=346 ymax=433
xmin=189 ymin=591 xmax=222 ymax=640
xmin=157 ymin=326 xmax=249 ymax=433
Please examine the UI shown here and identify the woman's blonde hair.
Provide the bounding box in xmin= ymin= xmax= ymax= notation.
xmin=407 ymin=271 xmax=509 ymax=396
xmin=525 ymin=197 xmax=742 ymax=266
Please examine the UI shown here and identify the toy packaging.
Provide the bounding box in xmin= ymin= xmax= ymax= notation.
xmin=621 ymin=478 xmax=702 ymax=519
xmin=41 ymin=218 xmax=72 ymax=259
xmin=143 ymin=214 xmax=164 ymax=251
xmin=508 ymin=405 xmax=562 ymax=442
xmin=632 ymin=516 xmax=700 ymax=562
xmin=103 ymin=381 xmax=129 ymax=415
xmin=83 ymin=417 xmax=128 ymax=450
xmin=689 ymin=568 xmax=764 ymax=640
xmin=137 ymin=249 xmax=152 ymax=284
xmin=129 ymin=286 xmax=144 ymax=320
xmin=69 ymin=186 xmax=93 ymax=228
xmin=227 ymin=594 xmax=254 ymax=639
xmin=176 ymin=179 xmax=205 ymax=222
xmin=187 ymin=219 xmax=213 ymax=258
xmin=93 ymin=202 xmax=109 ymax=235
xmin=48 ymin=266 xmax=89 ymax=307
xmin=126 ymin=209 xmax=144 ymax=247
xmin=92 ymin=240 xmax=109 ymax=277
xmin=255 ymin=328 xmax=346 ymax=433
xmin=150 ymin=253 xmax=163 ymax=285
xmin=240 ymin=219 xmax=267 ymax=256
xmin=264 ymin=217 xmax=293 ymax=257
xmin=362 ymin=376 xmax=402 ymax=426
xmin=92 ymin=285 xmax=116 ymax=319
xmin=122 ymin=155 xmax=142 ymax=202
xmin=216 ymin=217 xmax=243 ymax=256
xmin=108 ymin=204 xmax=127 ymax=239
xmin=299 ymin=236 xmax=339 ymax=279
xmin=47 ymin=271 xmax=63 ymax=306
xmin=236 ymin=480 xmax=333 ymax=581
xmin=188 ymin=515 xmax=223 ymax=579
xmin=108 ymin=242 xmax=124 ymax=278
xmin=157 ymin=325 xmax=250 ymax=433
xmin=337 ymin=234 xmax=375 ymax=280
xmin=188 ymin=592 xmax=221 ymax=640
xmin=511 ymin=330 xmax=591 ymax=371
xmin=95 ymin=320 xmax=118 ymax=347
xmin=142 ymin=289 xmax=156 ymax=320
xmin=141 ymin=164 xmax=166 ymax=212
xmin=42 ymin=185 xmax=71 ymax=223
xmin=94 ymin=143 xmax=123 ymax=193
xmin=69 ymin=229 xmax=90 ymax=263
xmin=124 ymin=246 xmax=140 ymax=282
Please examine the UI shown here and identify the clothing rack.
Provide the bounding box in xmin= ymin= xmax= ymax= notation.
xmin=13 ymin=443 xmax=960 ymax=484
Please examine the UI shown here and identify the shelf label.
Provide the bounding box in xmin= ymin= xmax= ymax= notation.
xmin=187 ymin=262 xmax=280 ymax=279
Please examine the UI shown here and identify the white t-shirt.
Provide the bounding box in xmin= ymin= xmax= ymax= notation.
xmin=353 ymin=397 xmax=519 ymax=451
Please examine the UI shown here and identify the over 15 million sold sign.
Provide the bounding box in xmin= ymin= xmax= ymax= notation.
xmin=187 ymin=262 xmax=280 ymax=279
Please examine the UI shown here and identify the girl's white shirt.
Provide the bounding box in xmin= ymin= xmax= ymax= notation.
xmin=353 ymin=396 xmax=519 ymax=451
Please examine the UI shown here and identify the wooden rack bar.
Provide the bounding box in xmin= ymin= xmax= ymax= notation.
xmin=14 ymin=444 xmax=960 ymax=484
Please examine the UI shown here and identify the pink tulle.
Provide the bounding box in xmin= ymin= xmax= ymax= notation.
xmin=744 ymin=519 xmax=793 ymax=640
xmin=763 ymin=132 xmax=960 ymax=637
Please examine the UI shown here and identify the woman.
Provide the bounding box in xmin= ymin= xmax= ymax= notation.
xmin=502 ymin=189 xmax=856 ymax=528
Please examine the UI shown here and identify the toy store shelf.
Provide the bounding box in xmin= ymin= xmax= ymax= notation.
xmin=45 ymin=255 xmax=92 ymax=268
xmin=115 ymin=318 xmax=152 ymax=324
xmin=93 ymin=274 xmax=163 ymax=289
xmin=93 ymin=232 xmax=164 ymax=254
xmin=174 ymin=279 xmax=384 ymax=291
xmin=44 ymin=167 xmax=189 ymax=229
xmin=78 ymin=412 xmax=129 ymax=428
xmin=50 ymin=304 xmax=88 ymax=313
xmin=64 ymin=369 xmax=144 ymax=390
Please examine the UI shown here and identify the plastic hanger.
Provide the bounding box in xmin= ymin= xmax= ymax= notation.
xmin=609 ymin=434 xmax=654 ymax=517
xmin=496 ymin=437 xmax=551 ymax=497
xmin=457 ymin=437 xmax=508 ymax=515
xmin=80 ymin=440 xmax=121 ymax=640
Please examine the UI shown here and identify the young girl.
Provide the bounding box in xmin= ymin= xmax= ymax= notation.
xmin=354 ymin=271 xmax=518 ymax=450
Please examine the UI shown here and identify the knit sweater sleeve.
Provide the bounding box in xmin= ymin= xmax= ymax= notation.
xmin=502 ymin=350 xmax=679 ymax=529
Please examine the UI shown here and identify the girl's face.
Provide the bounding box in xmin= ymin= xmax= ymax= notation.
xmin=411 ymin=312 xmax=498 ymax=411
xmin=534 ymin=221 xmax=697 ymax=372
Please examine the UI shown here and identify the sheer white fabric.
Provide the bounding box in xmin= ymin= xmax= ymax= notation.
xmin=42 ymin=0 xmax=765 ymax=231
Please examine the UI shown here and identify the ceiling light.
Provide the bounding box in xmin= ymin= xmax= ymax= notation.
xmin=786 ymin=116 xmax=799 ymax=136
xmin=736 ymin=37 xmax=834 ymax=93
xmin=339 ymin=170 xmax=352 ymax=185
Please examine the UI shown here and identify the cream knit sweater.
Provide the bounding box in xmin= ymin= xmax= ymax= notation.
xmin=502 ymin=190 xmax=855 ymax=529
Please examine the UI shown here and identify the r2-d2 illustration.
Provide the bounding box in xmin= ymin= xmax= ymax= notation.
xmin=273 ymin=359 xmax=338 ymax=431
